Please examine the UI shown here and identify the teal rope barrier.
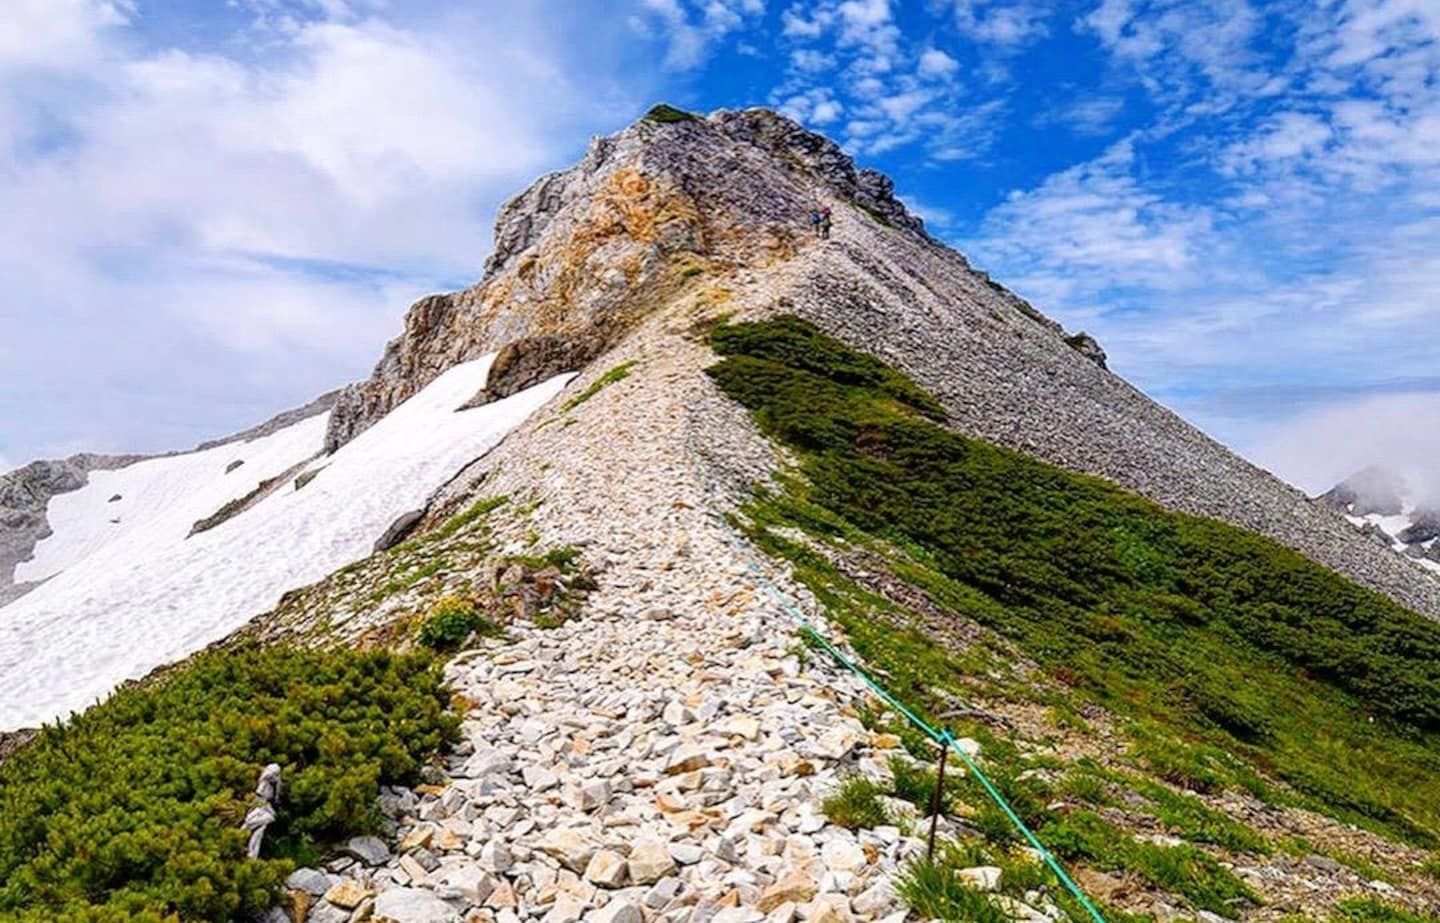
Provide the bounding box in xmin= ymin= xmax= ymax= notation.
xmin=735 ymin=551 xmax=1108 ymax=923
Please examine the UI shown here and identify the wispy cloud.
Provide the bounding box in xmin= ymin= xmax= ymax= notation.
xmin=771 ymin=0 xmax=1010 ymax=160
xmin=635 ymin=0 xmax=766 ymax=70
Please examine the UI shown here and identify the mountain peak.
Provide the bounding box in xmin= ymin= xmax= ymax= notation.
xmin=322 ymin=104 xmax=1055 ymax=453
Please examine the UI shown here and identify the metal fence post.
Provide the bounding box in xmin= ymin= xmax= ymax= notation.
xmin=926 ymin=735 xmax=949 ymax=861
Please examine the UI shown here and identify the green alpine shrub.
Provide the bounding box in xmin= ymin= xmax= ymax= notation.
xmin=0 ymin=645 xmax=458 ymax=921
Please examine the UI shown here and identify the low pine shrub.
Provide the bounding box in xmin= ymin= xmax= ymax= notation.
xmin=642 ymin=103 xmax=700 ymax=124
xmin=0 ymin=645 xmax=458 ymax=921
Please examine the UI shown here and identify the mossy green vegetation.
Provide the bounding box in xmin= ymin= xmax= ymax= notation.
xmin=0 ymin=646 xmax=458 ymax=922
xmin=642 ymin=103 xmax=701 ymax=124
xmin=416 ymin=595 xmax=495 ymax=651
xmin=562 ymin=362 xmax=637 ymax=413
xmin=1328 ymin=899 xmax=1440 ymax=923
xmin=707 ymin=316 xmax=1440 ymax=851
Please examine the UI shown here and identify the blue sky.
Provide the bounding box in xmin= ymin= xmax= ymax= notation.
xmin=1 ymin=0 xmax=1437 ymax=494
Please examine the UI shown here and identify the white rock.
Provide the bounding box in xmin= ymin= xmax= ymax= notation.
xmin=524 ymin=766 xmax=561 ymax=792
xmin=820 ymin=840 xmax=865 ymax=873
xmin=481 ymin=839 xmax=514 ymax=874
xmin=372 ymin=887 xmax=463 ymax=923
xmin=765 ymin=901 xmax=797 ymax=923
xmin=584 ymin=850 xmax=629 ymax=888
xmin=951 ymin=738 xmax=981 ymax=759
xmin=576 ymin=779 xmax=612 ymax=811
xmin=668 ymin=842 xmax=705 ymax=866
xmin=644 ymin=877 xmax=684 ymax=910
xmin=851 ymin=880 xmax=896 ymax=916
xmin=538 ymin=828 xmax=598 ymax=874
xmin=286 ymin=867 xmax=331 ymax=896
xmin=956 ymin=866 xmax=1002 ymax=892
xmin=434 ymin=865 xmax=495 ymax=904
xmin=587 ymin=899 xmax=643 ymax=923
xmin=628 ymin=841 xmax=678 ymax=885
xmin=546 ymin=895 xmax=589 ymax=923
xmin=464 ymin=748 xmax=514 ymax=778
xmin=666 ymin=745 xmax=710 ymax=774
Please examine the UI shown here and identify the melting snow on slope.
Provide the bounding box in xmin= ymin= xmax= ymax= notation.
xmin=0 ymin=356 xmax=571 ymax=729
xmin=1346 ymin=509 xmax=1440 ymax=577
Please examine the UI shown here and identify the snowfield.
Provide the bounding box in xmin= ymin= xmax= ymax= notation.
xmin=1346 ymin=510 xmax=1440 ymax=576
xmin=0 ymin=356 xmax=571 ymax=729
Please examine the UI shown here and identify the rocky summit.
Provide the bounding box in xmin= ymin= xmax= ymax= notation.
xmin=3 ymin=106 xmax=1440 ymax=923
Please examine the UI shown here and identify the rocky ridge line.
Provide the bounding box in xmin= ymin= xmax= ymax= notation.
xmin=312 ymin=105 xmax=1440 ymax=620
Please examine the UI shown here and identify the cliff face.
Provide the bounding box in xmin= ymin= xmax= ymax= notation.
xmin=321 ymin=105 xmax=1440 ymax=621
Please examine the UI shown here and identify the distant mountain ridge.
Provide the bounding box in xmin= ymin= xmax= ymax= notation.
xmin=1318 ymin=465 xmax=1440 ymax=571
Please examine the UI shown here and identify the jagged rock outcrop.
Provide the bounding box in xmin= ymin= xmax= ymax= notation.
xmin=0 ymin=453 xmax=144 ymax=604
xmin=1064 ymin=331 xmax=1108 ymax=369
xmin=323 ymin=107 xmax=999 ymax=452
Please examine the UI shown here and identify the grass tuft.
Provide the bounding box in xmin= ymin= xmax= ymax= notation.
xmin=822 ymin=777 xmax=890 ymax=830
xmin=562 ymin=362 xmax=637 ymax=413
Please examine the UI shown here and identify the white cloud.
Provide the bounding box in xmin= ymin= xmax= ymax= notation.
xmin=1244 ymin=392 xmax=1440 ymax=498
xmin=1039 ymin=96 xmax=1126 ymax=136
xmin=770 ymin=0 xmax=1006 ymax=161
xmin=1080 ymin=0 xmax=1270 ymax=102
xmin=948 ymin=0 xmax=1051 ymax=46
xmin=640 ymin=0 xmax=765 ymax=69
xmin=969 ymin=138 xmax=1214 ymax=296
xmin=917 ymin=47 xmax=959 ymax=78
xmin=1221 ymin=111 xmax=1332 ymax=174
xmin=791 ymin=48 xmax=835 ymax=72
xmin=0 ymin=0 xmax=131 ymax=73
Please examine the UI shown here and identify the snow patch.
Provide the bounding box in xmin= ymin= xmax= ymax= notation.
xmin=0 ymin=356 xmax=570 ymax=729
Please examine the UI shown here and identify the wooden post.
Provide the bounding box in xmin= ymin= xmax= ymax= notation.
xmin=926 ymin=737 xmax=949 ymax=861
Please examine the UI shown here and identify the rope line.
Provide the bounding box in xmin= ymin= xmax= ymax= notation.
xmin=732 ymin=546 xmax=1108 ymax=923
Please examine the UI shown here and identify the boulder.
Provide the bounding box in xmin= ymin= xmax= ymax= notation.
xmin=345 ymin=835 xmax=392 ymax=866
xmin=374 ymin=509 xmax=426 ymax=552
